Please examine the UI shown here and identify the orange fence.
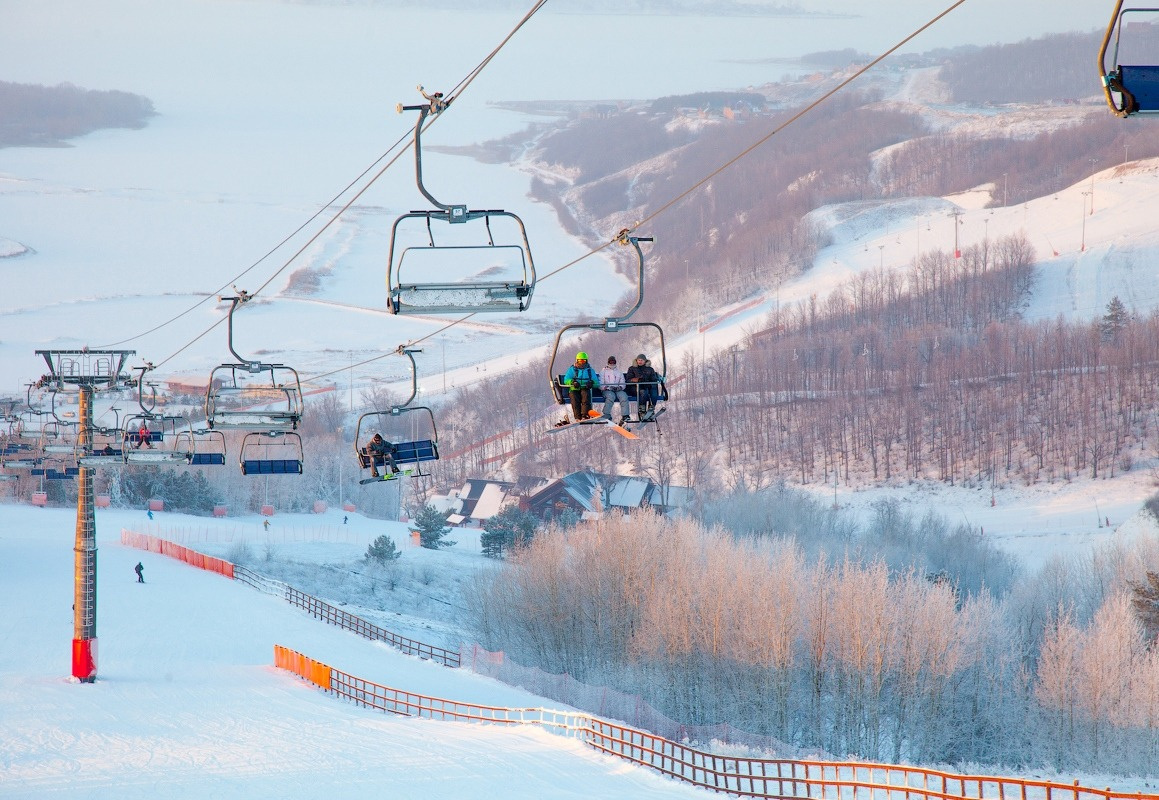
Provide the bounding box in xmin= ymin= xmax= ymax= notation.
xmin=120 ymin=529 xmax=234 ymax=579
xmin=273 ymin=645 xmax=1159 ymax=800
xmin=121 ymin=531 xmax=457 ymax=668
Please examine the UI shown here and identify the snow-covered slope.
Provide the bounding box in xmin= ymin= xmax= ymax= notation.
xmin=0 ymin=504 xmax=706 ymax=799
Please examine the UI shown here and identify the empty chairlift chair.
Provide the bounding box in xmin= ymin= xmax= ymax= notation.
xmin=387 ymin=88 xmax=535 ymax=315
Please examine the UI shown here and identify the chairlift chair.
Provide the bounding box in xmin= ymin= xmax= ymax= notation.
xmin=204 ymin=295 xmax=304 ymax=431
xmin=387 ymin=89 xmax=536 ymax=315
xmin=546 ymin=234 xmax=669 ymax=423
xmin=352 ymin=347 xmax=439 ymax=480
xmin=239 ymin=430 xmax=303 ymax=476
xmin=1100 ymin=2 xmax=1159 ymax=115
xmin=175 ymin=427 xmax=227 ymax=466
xmin=121 ymin=413 xmax=190 ymax=465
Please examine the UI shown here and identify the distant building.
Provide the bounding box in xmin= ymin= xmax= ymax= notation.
xmin=525 ymin=469 xmax=694 ymax=522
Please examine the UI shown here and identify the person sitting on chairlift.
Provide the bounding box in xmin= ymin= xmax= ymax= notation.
xmin=557 ymin=351 xmax=599 ymax=426
xmin=135 ymin=422 xmax=153 ymax=449
xmin=626 ymin=353 xmax=660 ymax=421
xmin=599 ymin=356 xmax=631 ymax=426
xmin=365 ymin=432 xmax=400 ymax=478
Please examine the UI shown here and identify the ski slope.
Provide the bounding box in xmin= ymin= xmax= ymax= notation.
xmin=0 ymin=503 xmax=704 ymax=799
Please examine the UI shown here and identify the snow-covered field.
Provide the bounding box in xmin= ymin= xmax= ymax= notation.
xmin=0 ymin=503 xmax=712 ymax=798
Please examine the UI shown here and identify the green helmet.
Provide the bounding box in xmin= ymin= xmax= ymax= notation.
xmin=575 ymin=351 xmax=588 ymax=361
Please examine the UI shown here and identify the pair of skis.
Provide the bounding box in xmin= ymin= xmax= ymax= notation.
xmin=547 ymin=407 xmax=666 ymax=439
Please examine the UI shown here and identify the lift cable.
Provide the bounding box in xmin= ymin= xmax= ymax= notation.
xmin=300 ymin=0 xmax=968 ymax=386
xmin=106 ymin=0 xmax=552 ymax=368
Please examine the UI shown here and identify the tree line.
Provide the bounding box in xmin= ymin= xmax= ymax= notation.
xmin=465 ymin=509 xmax=1159 ymax=774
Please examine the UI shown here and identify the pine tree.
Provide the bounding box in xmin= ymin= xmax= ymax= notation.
xmin=365 ymin=534 xmax=401 ymax=564
xmin=480 ymin=505 xmax=539 ymax=559
xmin=413 ymin=504 xmax=455 ymax=550
xmin=1099 ymin=295 xmax=1129 ymax=341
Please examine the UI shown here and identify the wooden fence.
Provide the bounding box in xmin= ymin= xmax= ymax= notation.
xmin=273 ymin=644 xmax=1159 ymax=800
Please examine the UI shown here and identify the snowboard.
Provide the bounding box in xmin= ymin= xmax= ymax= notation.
xmin=359 ymin=468 xmax=413 ymax=485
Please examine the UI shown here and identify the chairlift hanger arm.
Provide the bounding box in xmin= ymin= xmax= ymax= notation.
xmin=393 ymin=346 xmax=423 ymax=410
xmin=609 ymin=231 xmax=654 ymax=326
xmin=220 ymin=294 xmax=259 ymax=367
xmin=397 ymin=87 xmax=465 ymax=218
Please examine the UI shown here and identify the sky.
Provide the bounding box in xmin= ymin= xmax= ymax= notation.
xmin=0 ymin=0 xmax=1121 ymax=401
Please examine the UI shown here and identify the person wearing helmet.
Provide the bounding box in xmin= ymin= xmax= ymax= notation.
xmin=557 ymin=351 xmax=600 ymax=426
xmin=599 ymin=355 xmax=631 ymax=425
xmin=625 ymin=353 xmax=660 ymax=421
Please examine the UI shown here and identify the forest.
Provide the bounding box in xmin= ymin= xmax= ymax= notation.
xmin=465 ymin=510 xmax=1159 ymax=773
xmin=0 ymin=81 xmax=155 ymax=148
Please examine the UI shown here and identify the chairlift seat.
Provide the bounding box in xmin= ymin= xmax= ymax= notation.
xmin=241 ymin=458 xmax=302 ymax=475
xmin=1119 ymin=64 xmax=1159 ymax=111
xmin=391 ymin=281 xmax=532 ymax=315
xmin=30 ymin=468 xmax=45 ymax=476
xmin=126 ymin=431 xmax=164 ymax=445
xmin=124 ymin=451 xmax=190 ymax=465
xmin=394 ymin=439 xmax=438 ymax=463
xmin=190 ymin=453 xmax=226 ymax=466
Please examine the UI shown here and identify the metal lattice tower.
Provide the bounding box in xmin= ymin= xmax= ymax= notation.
xmin=36 ymin=349 xmax=135 ymax=682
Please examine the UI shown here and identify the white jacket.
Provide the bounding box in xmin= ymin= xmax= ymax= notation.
xmin=600 ymin=366 xmax=626 ymax=390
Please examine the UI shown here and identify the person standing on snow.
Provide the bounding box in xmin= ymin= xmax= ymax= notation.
xmin=599 ymin=356 xmax=631 ymax=425
xmin=134 ymin=562 xmax=144 ymax=583
xmin=557 ymin=351 xmax=599 ymax=426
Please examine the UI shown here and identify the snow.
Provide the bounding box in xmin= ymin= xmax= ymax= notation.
xmin=0 ymin=503 xmax=705 ymax=798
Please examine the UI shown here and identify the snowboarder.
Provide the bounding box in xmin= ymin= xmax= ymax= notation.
xmin=147 ymin=509 xmax=154 ymax=521
xmin=599 ymin=355 xmax=631 ymax=425
xmin=263 ymin=519 xmax=270 ymax=532
xmin=134 ymin=562 xmax=144 ymax=583
xmin=557 ymin=351 xmax=599 ymax=426
xmin=364 ymin=432 xmax=400 ymax=478
xmin=343 ymin=515 xmax=348 ymax=525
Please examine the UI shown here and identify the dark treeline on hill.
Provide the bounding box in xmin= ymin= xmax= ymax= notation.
xmin=940 ymin=31 xmax=1103 ymax=104
xmin=649 ymin=91 xmax=768 ymax=113
xmin=0 ymin=81 xmax=155 ymax=148
xmin=878 ymin=115 xmax=1159 ymax=206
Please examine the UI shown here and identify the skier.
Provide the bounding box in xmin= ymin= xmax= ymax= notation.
xmin=134 ymin=562 xmax=144 ymax=583
xmin=557 ymin=351 xmax=599 ymax=426
xmin=343 ymin=515 xmax=348 ymax=525
xmin=147 ymin=509 xmax=154 ymax=521
xmin=263 ymin=519 xmax=270 ymax=532
xmin=599 ymin=355 xmax=631 ymax=425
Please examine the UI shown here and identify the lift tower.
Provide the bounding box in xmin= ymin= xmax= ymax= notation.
xmin=36 ymin=348 xmax=134 ymax=682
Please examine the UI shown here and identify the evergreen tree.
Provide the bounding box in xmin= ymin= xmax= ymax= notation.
xmin=480 ymin=505 xmax=539 ymax=559
xmin=413 ymin=504 xmax=455 ymax=550
xmin=365 ymin=534 xmax=401 ymax=564
xmin=1099 ymin=295 xmax=1129 ymax=341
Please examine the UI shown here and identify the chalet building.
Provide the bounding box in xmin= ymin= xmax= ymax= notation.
xmin=525 ymin=469 xmax=693 ymax=522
